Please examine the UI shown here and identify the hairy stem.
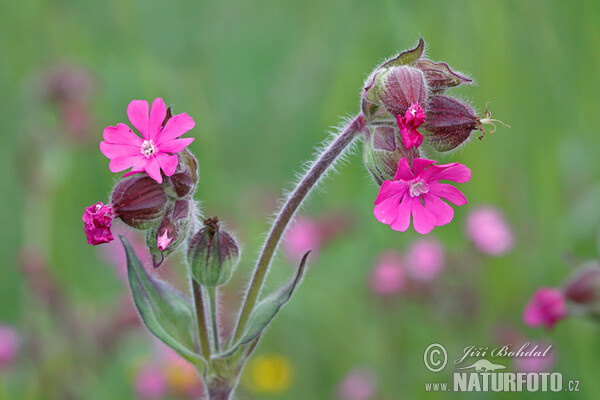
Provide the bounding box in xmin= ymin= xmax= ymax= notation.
xmin=231 ymin=115 xmax=364 ymax=341
xmin=208 ymin=286 xmax=220 ymax=352
xmin=192 ymin=280 xmax=211 ymax=359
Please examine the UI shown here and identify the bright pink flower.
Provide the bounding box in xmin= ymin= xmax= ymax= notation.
xmin=397 ymin=102 xmax=426 ymax=149
xmin=337 ymin=368 xmax=376 ymax=400
xmin=465 ymin=206 xmax=513 ymax=255
xmin=523 ymin=288 xmax=567 ymax=329
xmin=405 ymin=237 xmax=445 ymax=281
xmin=0 ymin=325 xmax=19 ymax=369
xmin=82 ymin=202 xmax=114 ymax=245
xmin=370 ymin=251 xmax=405 ymax=296
xmin=100 ymin=98 xmax=195 ymax=183
xmin=135 ymin=363 xmax=168 ymax=400
xmin=374 ymin=158 xmax=471 ymax=234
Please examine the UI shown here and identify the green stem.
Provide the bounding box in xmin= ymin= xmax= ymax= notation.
xmin=231 ymin=115 xmax=364 ymax=342
xmin=208 ymin=286 xmax=220 ymax=352
xmin=192 ymin=280 xmax=211 ymax=359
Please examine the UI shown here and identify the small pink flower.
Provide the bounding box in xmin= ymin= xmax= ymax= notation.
xmin=134 ymin=363 xmax=168 ymax=400
xmin=337 ymin=368 xmax=376 ymax=400
xmin=465 ymin=206 xmax=513 ymax=255
xmin=397 ymin=102 xmax=426 ymax=149
xmin=0 ymin=325 xmax=19 ymax=369
xmin=523 ymin=288 xmax=567 ymax=329
xmin=374 ymin=158 xmax=471 ymax=234
xmin=405 ymin=237 xmax=445 ymax=281
xmin=157 ymin=229 xmax=173 ymax=252
xmin=100 ymin=98 xmax=195 ymax=183
xmin=512 ymin=341 xmax=555 ymax=373
xmin=370 ymin=251 xmax=405 ymax=296
xmin=82 ymin=202 xmax=114 ymax=245
xmin=282 ymin=217 xmax=323 ymax=261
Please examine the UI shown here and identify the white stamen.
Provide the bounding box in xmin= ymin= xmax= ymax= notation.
xmin=141 ymin=140 xmax=156 ymax=158
xmin=409 ymin=180 xmax=429 ymax=197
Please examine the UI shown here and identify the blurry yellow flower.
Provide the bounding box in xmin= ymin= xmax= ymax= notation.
xmin=244 ymin=354 xmax=294 ymax=393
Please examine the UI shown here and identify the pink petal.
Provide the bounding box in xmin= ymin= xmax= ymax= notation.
xmin=157 ymin=137 xmax=195 ymax=153
xmin=437 ymin=164 xmax=471 ymax=183
xmin=390 ymin=195 xmax=413 ymax=231
xmin=374 ymin=196 xmax=401 ymax=225
xmin=100 ymin=141 xmax=140 ymax=158
xmin=148 ymin=98 xmax=167 ymax=141
xmin=156 ymin=113 xmax=195 ymax=145
xmin=144 ymin=157 xmax=163 ymax=183
xmin=412 ymin=158 xmax=436 ymax=176
xmin=423 ymin=194 xmax=454 ymax=226
xmin=109 ymin=155 xmax=143 ymax=173
xmin=103 ymin=123 xmax=143 ymax=146
xmin=428 ymin=183 xmax=467 ymax=206
xmin=155 ymin=153 xmax=178 ymax=176
xmin=393 ymin=158 xmax=414 ymax=181
xmin=374 ymin=181 xmax=407 ymax=205
xmin=127 ymin=100 xmax=149 ymax=139
xmin=411 ymin=199 xmax=436 ymax=234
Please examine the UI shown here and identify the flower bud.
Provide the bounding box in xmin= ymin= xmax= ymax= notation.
xmin=111 ymin=176 xmax=168 ymax=229
xmin=187 ymin=217 xmax=239 ymax=287
xmin=362 ymin=125 xmax=419 ymax=185
xmin=422 ymin=95 xmax=481 ymax=152
xmin=415 ymin=59 xmax=472 ymax=93
xmin=375 ymin=66 xmax=427 ymax=117
xmin=82 ymin=202 xmax=114 ymax=245
xmin=564 ymin=262 xmax=600 ymax=313
xmin=146 ymin=198 xmax=193 ymax=268
xmin=166 ymin=150 xmax=199 ymax=198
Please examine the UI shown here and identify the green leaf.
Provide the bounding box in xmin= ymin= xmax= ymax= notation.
xmin=217 ymin=251 xmax=310 ymax=359
xmin=121 ymin=235 xmax=207 ymax=372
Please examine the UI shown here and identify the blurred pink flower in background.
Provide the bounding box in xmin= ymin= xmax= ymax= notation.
xmin=158 ymin=345 xmax=204 ymax=398
xmin=283 ymin=213 xmax=352 ymax=262
xmin=135 ymin=364 xmax=167 ymax=400
xmin=465 ymin=206 xmax=513 ymax=255
xmin=512 ymin=341 xmax=555 ymax=373
xmin=369 ymin=251 xmax=406 ymax=296
xmin=523 ymin=288 xmax=567 ymax=329
xmin=336 ymin=367 xmax=376 ymax=400
xmin=0 ymin=325 xmax=19 ymax=369
xmin=404 ymin=237 xmax=445 ymax=282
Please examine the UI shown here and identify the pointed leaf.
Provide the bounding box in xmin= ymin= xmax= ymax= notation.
xmin=121 ymin=236 xmax=207 ymax=371
xmin=217 ymin=251 xmax=310 ymax=359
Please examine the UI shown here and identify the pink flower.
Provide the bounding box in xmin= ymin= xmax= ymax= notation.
xmin=397 ymin=102 xmax=426 ymax=149
xmin=369 ymin=251 xmax=405 ymax=296
xmin=100 ymin=98 xmax=195 ymax=183
xmin=465 ymin=206 xmax=513 ymax=255
xmin=337 ymin=368 xmax=376 ymax=400
xmin=523 ymin=288 xmax=567 ymax=329
xmin=82 ymin=202 xmax=114 ymax=245
xmin=0 ymin=325 xmax=19 ymax=369
xmin=405 ymin=237 xmax=445 ymax=281
xmin=512 ymin=341 xmax=555 ymax=373
xmin=282 ymin=217 xmax=323 ymax=261
xmin=135 ymin=364 xmax=168 ymax=400
xmin=374 ymin=158 xmax=471 ymax=234
xmin=157 ymin=229 xmax=173 ymax=252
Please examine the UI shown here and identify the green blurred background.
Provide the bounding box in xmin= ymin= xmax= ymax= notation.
xmin=1 ymin=0 xmax=599 ymax=398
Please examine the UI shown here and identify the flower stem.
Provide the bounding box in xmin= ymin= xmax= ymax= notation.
xmin=208 ymin=286 xmax=220 ymax=352
xmin=231 ymin=115 xmax=364 ymax=342
xmin=192 ymin=280 xmax=211 ymax=359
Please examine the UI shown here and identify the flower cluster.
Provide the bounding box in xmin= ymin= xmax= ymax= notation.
xmin=362 ymin=38 xmax=506 ymax=234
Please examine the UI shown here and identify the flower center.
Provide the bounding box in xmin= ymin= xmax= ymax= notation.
xmin=409 ymin=179 xmax=429 ymax=197
xmin=141 ymin=140 xmax=156 ymax=158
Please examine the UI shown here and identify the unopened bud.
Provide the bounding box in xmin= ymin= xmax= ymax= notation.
xmin=146 ymin=199 xmax=192 ymax=268
xmin=187 ymin=217 xmax=239 ymax=287
xmin=111 ymin=176 xmax=168 ymax=229
xmin=422 ymin=95 xmax=480 ymax=152
xmin=564 ymin=262 xmax=600 ymax=312
xmin=166 ymin=150 xmax=199 ymax=198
